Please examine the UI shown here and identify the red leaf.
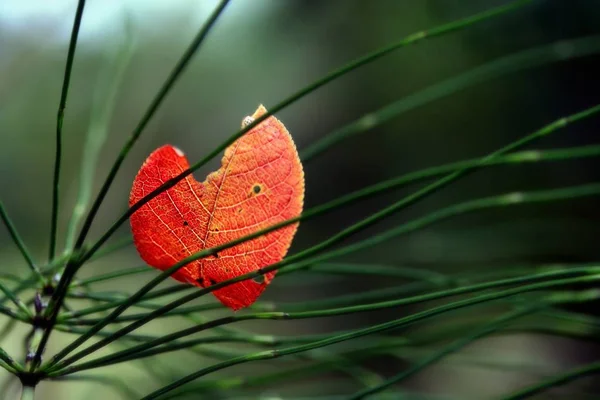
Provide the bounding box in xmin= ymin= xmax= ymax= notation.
xmin=129 ymin=105 xmax=304 ymax=310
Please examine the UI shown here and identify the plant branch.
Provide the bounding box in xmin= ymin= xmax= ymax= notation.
xmin=47 ymin=173 xmax=600 ymax=368
xmin=134 ymin=275 xmax=600 ymax=399
xmin=19 ymin=385 xmax=35 ymax=400
xmin=349 ymin=290 xmax=600 ymax=399
xmin=64 ymin=16 xmax=135 ymax=254
xmin=32 ymin=1 xmax=231 ymax=372
xmin=0 ymin=202 xmax=43 ymax=282
xmin=82 ymin=0 xmax=534 ymax=264
xmin=301 ymin=34 xmax=600 ymax=161
xmin=49 ymin=268 xmax=600 ymax=374
xmin=49 ymin=0 xmax=86 ymax=261
xmin=73 ymin=0 xmax=230 ymax=250
xmin=501 ymin=360 xmax=600 ymax=400
xmin=54 ymin=99 xmax=600 ymax=365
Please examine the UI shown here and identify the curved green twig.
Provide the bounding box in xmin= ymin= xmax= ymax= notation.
xmin=49 ymin=0 xmax=86 ymax=261
xmin=33 ymin=0 xmax=231 ymax=373
xmin=50 ymin=261 xmax=600 ymax=373
xmin=134 ymin=274 xmax=600 ymax=399
xmin=81 ymin=0 xmax=534 ymax=266
xmin=349 ymin=290 xmax=600 ymax=399
xmin=64 ymin=16 xmax=136 ymax=254
xmin=501 ymin=360 xmax=600 ymax=400
xmin=77 ymin=33 xmax=600 ymax=265
xmin=73 ymin=0 xmax=230 ymax=250
xmin=45 ymin=97 xmax=600 ymax=367
xmin=0 ymin=201 xmax=43 ymax=281
xmin=301 ymin=35 xmax=600 ymax=161
xmin=57 ymin=142 xmax=600 ymax=322
xmin=0 ymin=347 xmax=23 ymax=374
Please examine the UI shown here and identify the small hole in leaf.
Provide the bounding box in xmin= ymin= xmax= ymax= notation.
xmin=197 ymin=277 xmax=204 ymax=285
xmin=253 ymin=185 xmax=261 ymax=194
xmin=214 ymin=252 xmax=219 ymax=259
xmin=208 ymin=278 xmax=217 ymax=286
xmin=183 ymin=221 xmax=189 ymax=226
xmin=253 ymin=275 xmax=265 ymax=284
xmin=237 ymin=208 xmax=242 ymax=213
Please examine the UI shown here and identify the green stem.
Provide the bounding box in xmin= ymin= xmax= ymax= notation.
xmin=82 ymin=0 xmax=533 ymax=266
xmin=57 ymin=263 xmax=593 ymax=324
xmin=0 ymin=202 xmax=43 ymax=282
xmin=501 ymin=360 xmax=600 ymax=400
xmin=49 ymin=272 xmax=599 ymax=375
xmin=70 ymin=266 xmax=149 ymax=287
xmin=0 ymin=347 xmax=22 ymax=374
xmin=84 ymin=236 xmax=134 ymax=263
xmin=48 ymin=180 xmax=600 ymax=370
xmin=67 ymin=103 xmax=600 ymax=338
xmin=49 ymin=0 xmax=86 ymax=261
xmin=25 ymin=329 xmax=45 ymax=373
xmin=63 ymin=142 xmax=600 ymax=312
xmin=70 ymin=32 xmax=600 ymax=267
xmin=64 ymin=17 xmax=135 ymax=254
xmin=33 ymin=0 xmax=231 ymax=373
xmin=351 ymin=300 xmax=592 ymax=399
xmin=0 ymin=282 xmax=32 ymax=319
xmin=73 ymin=0 xmax=230 ymax=250
xmin=301 ymin=34 xmax=600 ymax=162
xmin=19 ymin=385 xmax=35 ymax=400
xmin=135 ymin=275 xmax=599 ymax=399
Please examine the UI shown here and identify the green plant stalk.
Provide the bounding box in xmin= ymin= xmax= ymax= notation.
xmin=0 ymin=281 xmax=32 ymax=319
xmin=10 ymin=138 xmax=600 ymax=318
xmin=73 ymin=0 xmax=230 ymax=250
xmin=61 ymin=302 xmax=599 ymax=356
xmin=540 ymin=309 xmax=600 ymax=329
xmin=170 ymin=342 xmax=410 ymax=396
xmin=59 ymin=262 xmax=532 ymax=320
xmin=45 ymin=94 xmax=600 ymax=364
xmin=49 ymin=0 xmax=86 ymax=261
xmin=60 ymin=142 xmax=600 ymax=306
xmin=301 ymin=34 xmax=600 ymax=161
xmin=0 ymin=304 xmax=29 ymax=321
xmin=349 ymin=291 xmax=600 ymax=399
xmin=0 ymin=253 xmax=73 ymax=307
xmin=171 ymin=312 xmax=583 ymax=396
xmin=0 ymin=347 xmax=22 ymax=374
xmin=501 ymin=360 xmax=600 ymax=400
xmin=64 ymin=291 xmax=176 ymax=313
xmin=81 ymin=0 xmax=533 ymax=267
xmin=63 ymin=18 xmax=135 ymax=254
xmin=300 ymin=262 xmax=448 ymax=282
xmin=48 ymin=180 xmax=600 ymax=370
xmin=25 ymin=329 xmax=45 ymax=371
xmin=50 ymin=271 xmax=600 ymax=376
xmin=50 ymin=135 xmax=600 ymax=350
xmin=0 ymin=202 xmax=43 ymax=282
xmin=81 ymin=32 xmax=600 ymax=264
xmin=134 ymin=275 xmax=600 ymax=399
xmin=70 ymin=266 xmax=149 ymax=287
xmin=19 ymin=385 xmax=35 ymax=400
xmin=43 ymin=35 xmax=596 ymax=376
xmin=33 ymin=0 xmax=231 ymax=372
xmin=76 ymin=283 xmax=180 ymax=392
xmin=58 ymin=262 xmax=597 ymax=324
xmin=65 ymin=102 xmax=600 ymax=330
xmin=85 ymin=236 xmax=134 ymax=263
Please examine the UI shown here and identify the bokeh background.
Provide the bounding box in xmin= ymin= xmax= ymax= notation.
xmin=0 ymin=0 xmax=599 ymax=399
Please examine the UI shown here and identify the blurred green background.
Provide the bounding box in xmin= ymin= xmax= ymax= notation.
xmin=1 ymin=0 xmax=599 ymax=399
